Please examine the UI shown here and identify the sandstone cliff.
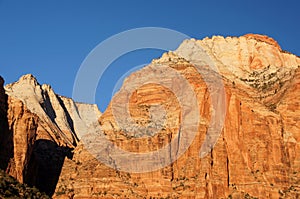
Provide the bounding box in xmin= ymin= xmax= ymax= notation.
xmin=0 ymin=34 xmax=299 ymax=198
xmin=0 ymin=74 xmax=101 ymax=196
xmin=51 ymin=34 xmax=300 ymax=198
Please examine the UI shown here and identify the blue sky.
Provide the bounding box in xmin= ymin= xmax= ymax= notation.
xmin=0 ymin=0 xmax=299 ymax=112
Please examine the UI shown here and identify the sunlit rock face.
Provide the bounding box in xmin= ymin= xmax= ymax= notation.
xmin=52 ymin=34 xmax=300 ymax=198
xmin=1 ymin=34 xmax=300 ymax=198
xmin=0 ymin=74 xmax=101 ymax=196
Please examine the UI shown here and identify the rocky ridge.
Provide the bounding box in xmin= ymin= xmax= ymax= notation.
xmin=53 ymin=34 xmax=300 ymax=198
xmin=0 ymin=34 xmax=299 ymax=198
xmin=0 ymin=74 xmax=101 ymax=196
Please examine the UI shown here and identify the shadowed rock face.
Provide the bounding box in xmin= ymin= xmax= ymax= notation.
xmin=0 ymin=76 xmax=12 ymax=170
xmin=25 ymin=139 xmax=73 ymax=196
xmin=1 ymin=34 xmax=300 ymax=198
xmin=0 ymin=76 xmax=71 ymax=196
xmin=0 ymin=76 xmax=6 ymax=115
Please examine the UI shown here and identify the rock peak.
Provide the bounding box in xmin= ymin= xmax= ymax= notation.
xmin=19 ymin=73 xmax=38 ymax=83
xmin=11 ymin=74 xmax=40 ymax=88
xmin=243 ymin=33 xmax=282 ymax=50
xmin=5 ymin=74 xmax=40 ymax=94
xmin=174 ymin=33 xmax=299 ymax=73
xmin=1 ymin=34 xmax=300 ymax=198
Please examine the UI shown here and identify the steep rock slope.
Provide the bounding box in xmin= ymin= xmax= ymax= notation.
xmin=54 ymin=34 xmax=300 ymax=198
xmin=0 ymin=75 xmax=101 ymax=196
xmin=1 ymin=34 xmax=299 ymax=198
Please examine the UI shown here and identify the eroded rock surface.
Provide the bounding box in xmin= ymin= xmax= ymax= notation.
xmin=54 ymin=34 xmax=300 ymax=198
xmin=0 ymin=75 xmax=101 ymax=196
xmin=1 ymin=34 xmax=299 ymax=198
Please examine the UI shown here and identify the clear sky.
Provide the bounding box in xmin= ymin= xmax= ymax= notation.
xmin=0 ymin=0 xmax=299 ymax=112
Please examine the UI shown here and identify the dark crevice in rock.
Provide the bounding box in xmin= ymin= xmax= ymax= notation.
xmin=0 ymin=76 xmax=13 ymax=171
xmin=57 ymin=97 xmax=79 ymax=146
xmin=227 ymin=156 xmax=230 ymax=187
xmin=24 ymin=139 xmax=73 ymax=197
xmin=41 ymin=89 xmax=57 ymax=126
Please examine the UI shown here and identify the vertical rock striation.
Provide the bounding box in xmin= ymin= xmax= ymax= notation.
xmin=54 ymin=34 xmax=300 ymax=198
xmin=0 ymin=74 xmax=101 ymax=196
xmin=1 ymin=34 xmax=300 ymax=198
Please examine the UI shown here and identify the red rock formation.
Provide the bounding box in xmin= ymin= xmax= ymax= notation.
xmin=0 ymin=75 xmax=101 ymax=196
xmin=0 ymin=77 xmax=65 ymax=196
xmin=244 ymin=33 xmax=282 ymax=51
xmin=53 ymin=34 xmax=300 ymax=198
xmin=1 ymin=34 xmax=300 ymax=198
